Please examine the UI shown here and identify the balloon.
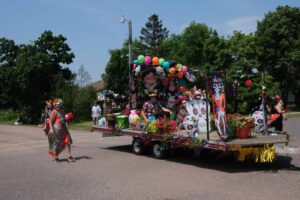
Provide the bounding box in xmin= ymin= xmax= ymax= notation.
xmin=137 ymin=55 xmax=144 ymax=64
xmin=177 ymin=71 xmax=184 ymax=79
xmin=159 ymin=58 xmax=165 ymax=66
xmin=245 ymin=79 xmax=252 ymax=87
xmin=179 ymin=86 xmax=186 ymax=93
xmin=163 ymin=61 xmax=170 ymax=71
xmin=169 ymin=67 xmax=176 ymax=74
xmin=144 ymin=56 xmax=152 ymax=65
xmin=133 ymin=59 xmax=138 ymax=64
xmin=182 ymin=65 xmax=187 ymax=74
xmin=152 ymin=57 xmax=159 ymax=65
xmin=65 ymin=112 xmax=74 ymax=122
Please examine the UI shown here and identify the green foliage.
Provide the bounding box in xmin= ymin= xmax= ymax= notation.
xmin=56 ymin=83 xmax=97 ymax=122
xmin=102 ymin=49 xmax=129 ymax=97
xmin=0 ymin=109 xmax=18 ymax=122
xmin=0 ymin=31 xmax=75 ymax=123
xmin=256 ymin=5 xmax=300 ymax=103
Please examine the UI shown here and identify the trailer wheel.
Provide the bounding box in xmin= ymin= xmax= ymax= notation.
xmin=152 ymin=142 xmax=164 ymax=159
xmin=132 ymin=138 xmax=144 ymax=155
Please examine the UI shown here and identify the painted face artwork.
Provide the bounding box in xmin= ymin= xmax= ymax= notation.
xmin=168 ymin=80 xmax=176 ymax=92
xmin=144 ymin=72 xmax=158 ymax=92
xmin=183 ymin=116 xmax=197 ymax=136
xmin=252 ymin=111 xmax=266 ymax=133
xmin=212 ymin=77 xmax=224 ymax=100
xmin=211 ymin=75 xmax=227 ymax=140
xmin=167 ymin=96 xmax=176 ymax=108
xmin=155 ymin=66 xmax=166 ymax=80
xmin=185 ymin=71 xmax=196 ymax=82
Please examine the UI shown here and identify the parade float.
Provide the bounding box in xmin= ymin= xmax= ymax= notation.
xmin=92 ymin=55 xmax=288 ymax=162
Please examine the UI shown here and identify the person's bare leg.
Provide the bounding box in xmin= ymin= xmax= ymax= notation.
xmin=67 ymin=144 xmax=72 ymax=157
xmin=67 ymin=145 xmax=75 ymax=161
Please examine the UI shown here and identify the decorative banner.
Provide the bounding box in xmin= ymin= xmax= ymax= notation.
xmin=211 ymin=73 xmax=228 ymax=140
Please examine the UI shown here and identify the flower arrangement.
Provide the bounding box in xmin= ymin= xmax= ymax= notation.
xmin=228 ymin=114 xmax=254 ymax=128
xmin=227 ymin=114 xmax=254 ymax=139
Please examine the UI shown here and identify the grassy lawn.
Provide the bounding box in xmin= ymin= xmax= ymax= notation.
xmin=68 ymin=120 xmax=93 ymax=131
xmin=0 ymin=109 xmax=17 ymax=125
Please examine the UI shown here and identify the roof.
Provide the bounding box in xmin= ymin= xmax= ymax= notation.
xmin=88 ymin=81 xmax=105 ymax=90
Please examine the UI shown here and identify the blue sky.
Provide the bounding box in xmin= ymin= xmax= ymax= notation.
xmin=1 ymin=0 xmax=299 ymax=82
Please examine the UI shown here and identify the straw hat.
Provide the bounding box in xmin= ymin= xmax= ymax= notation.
xmin=148 ymin=93 xmax=157 ymax=97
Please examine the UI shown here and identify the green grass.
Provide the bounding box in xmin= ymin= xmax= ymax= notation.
xmin=0 ymin=109 xmax=18 ymax=125
xmin=68 ymin=120 xmax=93 ymax=131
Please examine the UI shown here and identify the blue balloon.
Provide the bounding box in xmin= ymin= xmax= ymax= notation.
xmin=133 ymin=59 xmax=138 ymax=64
xmin=162 ymin=61 xmax=170 ymax=71
xmin=148 ymin=115 xmax=156 ymax=122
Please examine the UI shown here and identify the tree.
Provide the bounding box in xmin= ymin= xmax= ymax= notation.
xmin=0 ymin=38 xmax=19 ymax=108
xmin=170 ymin=22 xmax=211 ymax=67
xmin=0 ymin=31 xmax=75 ymax=123
xmin=256 ymin=5 xmax=300 ymax=104
xmin=102 ymin=48 xmax=129 ymax=96
xmin=76 ymin=65 xmax=91 ymax=87
xmin=225 ymin=32 xmax=280 ymax=113
xmin=140 ymin=14 xmax=169 ymax=55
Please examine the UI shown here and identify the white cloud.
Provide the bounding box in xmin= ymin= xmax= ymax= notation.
xmin=224 ymin=16 xmax=262 ymax=34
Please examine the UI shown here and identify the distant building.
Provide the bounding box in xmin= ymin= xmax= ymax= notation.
xmin=88 ymin=81 xmax=106 ymax=100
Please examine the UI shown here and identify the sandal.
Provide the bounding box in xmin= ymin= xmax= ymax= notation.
xmin=54 ymin=158 xmax=60 ymax=163
xmin=68 ymin=156 xmax=75 ymax=162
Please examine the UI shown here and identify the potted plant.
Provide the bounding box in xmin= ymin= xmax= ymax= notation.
xmin=227 ymin=114 xmax=254 ymax=139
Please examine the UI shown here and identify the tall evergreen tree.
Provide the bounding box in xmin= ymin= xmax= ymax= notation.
xmin=140 ymin=14 xmax=169 ymax=55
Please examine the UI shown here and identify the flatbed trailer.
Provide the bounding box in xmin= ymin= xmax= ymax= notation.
xmin=92 ymin=125 xmax=288 ymax=162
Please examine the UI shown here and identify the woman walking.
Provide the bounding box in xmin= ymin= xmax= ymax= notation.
xmin=48 ymin=98 xmax=75 ymax=162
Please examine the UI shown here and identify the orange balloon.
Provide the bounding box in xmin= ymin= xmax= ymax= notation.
xmin=177 ymin=71 xmax=183 ymax=79
xmin=175 ymin=65 xmax=179 ymax=71
xmin=152 ymin=57 xmax=159 ymax=65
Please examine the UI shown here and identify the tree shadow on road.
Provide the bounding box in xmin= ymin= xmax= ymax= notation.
xmin=104 ymin=144 xmax=300 ymax=173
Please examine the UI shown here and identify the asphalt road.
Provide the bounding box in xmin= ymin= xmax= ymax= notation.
xmin=0 ymin=118 xmax=300 ymax=200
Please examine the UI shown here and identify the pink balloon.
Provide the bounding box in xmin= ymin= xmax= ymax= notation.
xmin=144 ymin=56 xmax=152 ymax=65
xmin=182 ymin=66 xmax=187 ymax=74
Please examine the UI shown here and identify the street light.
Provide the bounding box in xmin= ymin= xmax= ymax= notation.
xmin=120 ymin=15 xmax=133 ymax=109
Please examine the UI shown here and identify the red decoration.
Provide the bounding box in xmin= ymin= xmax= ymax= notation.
xmin=179 ymin=86 xmax=186 ymax=93
xmin=65 ymin=112 xmax=74 ymax=122
xmin=177 ymin=71 xmax=184 ymax=79
xmin=245 ymin=79 xmax=252 ymax=87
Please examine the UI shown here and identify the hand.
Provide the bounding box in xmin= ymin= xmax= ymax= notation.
xmin=49 ymin=129 xmax=54 ymax=134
